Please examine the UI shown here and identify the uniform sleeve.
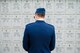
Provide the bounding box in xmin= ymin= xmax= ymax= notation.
xmin=23 ymin=25 xmax=30 ymax=51
xmin=49 ymin=26 xmax=55 ymax=51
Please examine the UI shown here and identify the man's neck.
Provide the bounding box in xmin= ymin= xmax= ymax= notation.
xmin=36 ymin=18 xmax=44 ymax=20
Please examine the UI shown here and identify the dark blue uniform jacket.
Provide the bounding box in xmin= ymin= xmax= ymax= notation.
xmin=23 ymin=20 xmax=55 ymax=53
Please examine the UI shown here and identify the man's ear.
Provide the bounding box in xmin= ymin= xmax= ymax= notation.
xmin=34 ymin=16 xmax=35 ymax=19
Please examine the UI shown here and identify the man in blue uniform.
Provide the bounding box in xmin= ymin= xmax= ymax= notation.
xmin=23 ymin=8 xmax=55 ymax=53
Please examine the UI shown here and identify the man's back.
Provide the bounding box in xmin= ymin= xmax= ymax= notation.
xmin=23 ymin=20 xmax=55 ymax=53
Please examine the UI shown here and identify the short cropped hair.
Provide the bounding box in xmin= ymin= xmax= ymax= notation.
xmin=36 ymin=13 xmax=45 ymax=17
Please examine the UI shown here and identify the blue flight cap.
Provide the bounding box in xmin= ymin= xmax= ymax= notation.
xmin=35 ymin=8 xmax=45 ymax=14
